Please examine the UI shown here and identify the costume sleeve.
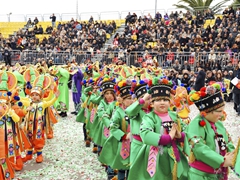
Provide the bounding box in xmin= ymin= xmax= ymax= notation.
xmin=59 ymin=68 xmax=70 ymax=79
xmin=83 ymin=86 xmax=93 ymax=95
xmin=225 ymin=129 xmax=235 ymax=152
xmin=98 ymin=101 xmax=110 ymax=127
xmin=125 ymin=101 xmax=143 ymax=117
xmin=20 ymin=97 xmax=31 ymax=107
xmin=8 ymin=109 xmax=20 ymax=123
xmin=110 ymin=110 xmax=125 ymax=141
xmin=90 ymin=95 xmax=102 ymax=104
xmin=186 ymin=118 xmax=224 ymax=169
xmin=43 ymin=96 xmax=57 ymax=109
xmin=140 ymin=114 xmax=160 ymax=146
xmin=43 ymin=90 xmax=53 ymax=101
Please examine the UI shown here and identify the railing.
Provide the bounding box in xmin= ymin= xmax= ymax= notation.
xmin=0 ymin=5 xmax=236 ymax=22
xmin=0 ymin=50 xmax=239 ymax=71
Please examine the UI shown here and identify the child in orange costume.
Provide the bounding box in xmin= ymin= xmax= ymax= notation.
xmin=10 ymin=88 xmax=32 ymax=168
xmin=21 ymin=75 xmax=60 ymax=163
xmin=42 ymin=76 xmax=60 ymax=139
xmin=173 ymin=86 xmax=194 ymax=124
xmin=0 ymin=71 xmax=20 ymax=180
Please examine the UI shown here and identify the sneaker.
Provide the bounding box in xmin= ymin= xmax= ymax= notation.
xmin=60 ymin=112 xmax=67 ymax=117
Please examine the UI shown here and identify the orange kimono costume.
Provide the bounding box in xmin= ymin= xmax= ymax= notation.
xmin=0 ymin=71 xmax=21 ymax=180
xmin=21 ymin=75 xmax=57 ymax=163
xmin=43 ymin=89 xmax=60 ymax=139
xmin=173 ymin=86 xmax=193 ymax=124
xmin=43 ymin=76 xmax=60 ymax=139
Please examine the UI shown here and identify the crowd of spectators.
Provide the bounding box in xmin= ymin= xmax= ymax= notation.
xmin=0 ymin=7 xmax=240 ymax=70
xmin=103 ymin=7 xmax=240 ymax=71
xmin=0 ymin=15 xmax=117 ymax=64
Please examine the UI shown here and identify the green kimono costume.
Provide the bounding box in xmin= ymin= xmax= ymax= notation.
xmin=54 ymin=68 xmax=70 ymax=112
xmin=90 ymin=100 xmax=116 ymax=146
xmin=125 ymin=101 xmax=148 ymax=165
xmin=76 ymin=86 xmax=91 ymax=123
xmin=128 ymin=111 xmax=189 ymax=180
xmin=13 ymin=71 xmax=25 ymax=97
xmin=99 ymin=106 xmax=130 ymax=170
xmin=186 ymin=114 xmax=235 ymax=180
xmin=85 ymin=92 xmax=102 ymax=134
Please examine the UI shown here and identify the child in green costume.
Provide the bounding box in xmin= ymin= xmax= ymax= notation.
xmin=125 ymin=79 xmax=151 ymax=165
xmin=186 ymin=84 xmax=236 ymax=180
xmin=128 ymin=77 xmax=189 ymax=180
xmin=99 ymin=79 xmax=134 ymax=180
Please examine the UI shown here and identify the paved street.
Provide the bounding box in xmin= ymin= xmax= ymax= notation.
xmin=14 ymin=93 xmax=240 ymax=180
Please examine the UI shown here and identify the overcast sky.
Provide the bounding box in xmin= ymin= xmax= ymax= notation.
xmin=0 ymin=0 xmax=234 ymax=22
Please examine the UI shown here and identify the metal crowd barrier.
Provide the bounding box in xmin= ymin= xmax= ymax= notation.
xmin=1 ymin=50 xmax=239 ymax=71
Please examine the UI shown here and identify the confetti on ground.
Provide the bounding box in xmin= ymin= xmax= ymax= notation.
xmin=13 ymin=93 xmax=240 ymax=180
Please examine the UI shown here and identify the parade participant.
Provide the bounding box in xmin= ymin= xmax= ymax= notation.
xmin=69 ymin=64 xmax=83 ymax=115
xmin=49 ymin=65 xmax=69 ymax=117
xmin=42 ymin=75 xmax=60 ymax=139
xmin=76 ymin=64 xmax=93 ymax=146
xmin=90 ymin=75 xmax=116 ymax=149
xmin=125 ymin=79 xmax=151 ymax=165
xmin=173 ymin=85 xmax=194 ymax=124
xmin=128 ymin=77 xmax=189 ymax=180
xmin=0 ymin=71 xmax=20 ymax=180
xmin=99 ymin=79 xmax=134 ymax=180
xmin=13 ymin=70 xmax=26 ymax=97
xmin=187 ymin=83 xmax=236 ymax=179
xmin=21 ymin=75 xmax=60 ymax=163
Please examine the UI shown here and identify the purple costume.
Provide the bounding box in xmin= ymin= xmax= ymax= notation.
xmin=72 ymin=69 xmax=83 ymax=110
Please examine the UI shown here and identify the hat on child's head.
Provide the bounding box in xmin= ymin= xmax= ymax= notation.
xmin=130 ymin=79 xmax=148 ymax=99
xmin=24 ymin=67 xmax=40 ymax=84
xmin=99 ymin=75 xmax=116 ymax=94
xmin=85 ymin=65 xmax=93 ymax=75
xmin=188 ymin=83 xmax=225 ymax=113
xmin=147 ymin=77 xmax=173 ymax=101
xmin=114 ymin=79 xmax=132 ymax=99
xmin=31 ymin=75 xmax=51 ymax=96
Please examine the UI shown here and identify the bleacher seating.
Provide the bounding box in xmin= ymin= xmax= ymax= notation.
xmin=0 ymin=22 xmax=26 ymax=38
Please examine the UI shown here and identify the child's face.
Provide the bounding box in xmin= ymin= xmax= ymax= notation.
xmin=153 ymin=98 xmax=170 ymax=113
xmin=122 ymin=96 xmax=134 ymax=108
xmin=31 ymin=92 xmax=41 ymax=102
xmin=104 ymin=90 xmax=114 ymax=102
xmin=205 ymin=106 xmax=225 ymax=123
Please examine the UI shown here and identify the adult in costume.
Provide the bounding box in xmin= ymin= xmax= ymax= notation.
xmin=49 ymin=66 xmax=69 ymax=117
xmin=69 ymin=64 xmax=83 ymax=115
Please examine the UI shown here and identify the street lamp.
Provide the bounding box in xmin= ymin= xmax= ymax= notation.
xmin=7 ymin=12 xmax=12 ymax=22
xmin=76 ymin=0 xmax=78 ymax=20
xmin=155 ymin=0 xmax=157 ymax=15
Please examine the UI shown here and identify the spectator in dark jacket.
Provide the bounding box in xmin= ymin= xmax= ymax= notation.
xmin=181 ymin=72 xmax=191 ymax=88
xmin=194 ymin=68 xmax=206 ymax=91
xmin=3 ymin=47 xmax=11 ymax=66
xmin=230 ymin=62 xmax=240 ymax=116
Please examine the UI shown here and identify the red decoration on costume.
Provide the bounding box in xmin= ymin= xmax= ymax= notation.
xmin=162 ymin=79 xmax=168 ymax=84
xmin=200 ymin=91 xmax=207 ymax=97
xmin=199 ymin=120 xmax=206 ymax=127
xmin=200 ymin=87 xmax=206 ymax=92
xmin=148 ymin=79 xmax=152 ymax=86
